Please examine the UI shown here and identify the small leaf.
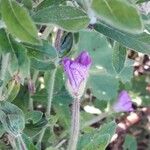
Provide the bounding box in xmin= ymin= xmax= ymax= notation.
xmin=9 ymin=36 xmax=30 ymax=78
xmin=32 ymin=6 xmax=89 ymax=31
xmin=92 ymin=0 xmax=143 ymax=33
xmin=6 ymin=79 xmax=20 ymax=102
xmin=25 ymin=111 xmax=43 ymax=124
xmin=0 ymin=101 xmax=25 ymax=136
xmin=112 ymin=42 xmax=127 ymax=74
xmin=78 ymin=121 xmax=116 ymax=150
xmin=123 ymin=134 xmax=137 ymax=150
xmin=1 ymin=0 xmax=40 ymax=44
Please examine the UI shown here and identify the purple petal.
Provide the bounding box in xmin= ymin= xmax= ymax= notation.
xmin=113 ymin=90 xmax=133 ymax=112
xmin=75 ymin=51 xmax=92 ymax=67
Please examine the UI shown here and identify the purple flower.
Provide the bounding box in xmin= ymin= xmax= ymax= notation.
xmin=113 ymin=90 xmax=134 ymax=112
xmin=62 ymin=51 xmax=92 ymax=97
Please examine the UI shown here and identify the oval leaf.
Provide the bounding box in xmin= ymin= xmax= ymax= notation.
xmin=91 ymin=0 xmax=143 ymax=33
xmin=1 ymin=0 xmax=40 ymax=44
xmin=32 ymin=6 xmax=89 ymax=31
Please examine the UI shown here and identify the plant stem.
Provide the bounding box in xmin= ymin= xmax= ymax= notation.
xmin=36 ymin=127 xmax=47 ymax=149
xmin=36 ymin=67 xmax=57 ymax=148
xmin=54 ymin=29 xmax=63 ymax=51
xmin=68 ymin=97 xmax=80 ymax=150
xmin=0 ymin=53 xmax=10 ymax=99
xmin=19 ymin=135 xmax=27 ymax=150
xmin=46 ymin=67 xmax=57 ymax=117
xmin=28 ymin=70 xmax=39 ymax=111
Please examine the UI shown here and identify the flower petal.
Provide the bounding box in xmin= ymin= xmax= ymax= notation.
xmin=75 ymin=51 xmax=92 ymax=67
xmin=113 ymin=90 xmax=133 ymax=112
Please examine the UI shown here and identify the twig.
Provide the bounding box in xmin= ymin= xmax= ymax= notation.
xmin=55 ymin=139 xmax=67 ymax=149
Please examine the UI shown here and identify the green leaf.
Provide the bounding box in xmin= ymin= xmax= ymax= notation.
xmin=9 ymin=36 xmax=30 ymax=78
xmin=78 ymin=121 xmax=116 ymax=150
xmin=136 ymin=0 xmax=150 ymax=3
xmin=94 ymin=22 xmax=150 ymax=54
xmin=112 ymin=42 xmax=127 ymax=74
xmin=53 ymin=89 xmax=72 ymax=128
xmin=88 ymin=74 xmax=119 ymax=100
xmin=123 ymin=134 xmax=137 ymax=150
xmin=32 ymin=6 xmax=89 ymax=31
xmin=0 ymin=28 xmax=12 ymax=54
xmin=6 ymin=79 xmax=20 ymax=102
xmin=36 ymin=0 xmax=65 ymax=10
xmin=92 ymin=0 xmax=143 ymax=33
xmin=78 ymin=31 xmax=115 ymax=75
xmin=25 ymin=111 xmax=43 ymax=124
xmin=21 ymin=0 xmax=32 ymax=10
xmin=1 ymin=0 xmax=40 ymax=44
xmin=118 ymin=59 xmax=134 ymax=83
xmin=30 ymin=57 xmax=55 ymax=70
xmin=0 ymin=101 xmax=25 ymax=136
xmin=24 ymin=40 xmax=57 ymax=59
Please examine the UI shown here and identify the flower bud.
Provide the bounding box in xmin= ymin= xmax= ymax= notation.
xmin=62 ymin=51 xmax=92 ymax=98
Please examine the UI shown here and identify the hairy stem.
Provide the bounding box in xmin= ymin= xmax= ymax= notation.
xmin=0 ymin=53 xmax=10 ymax=99
xmin=19 ymin=135 xmax=27 ymax=150
xmin=28 ymin=70 xmax=39 ymax=111
xmin=46 ymin=67 xmax=57 ymax=117
xmin=54 ymin=29 xmax=63 ymax=51
xmin=68 ymin=97 xmax=80 ymax=150
xmin=36 ymin=127 xmax=47 ymax=149
xmin=36 ymin=67 xmax=57 ymax=148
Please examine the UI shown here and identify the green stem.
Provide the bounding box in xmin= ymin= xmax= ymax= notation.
xmin=0 ymin=53 xmax=10 ymax=99
xmin=19 ymin=135 xmax=27 ymax=150
xmin=68 ymin=97 xmax=80 ymax=150
xmin=15 ymin=135 xmax=27 ymax=150
xmin=28 ymin=70 xmax=39 ymax=111
xmin=36 ymin=127 xmax=47 ymax=149
xmin=46 ymin=67 xmax=57 ymax=117
xmin=36 ymin=67 xmax=57 ymax=147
